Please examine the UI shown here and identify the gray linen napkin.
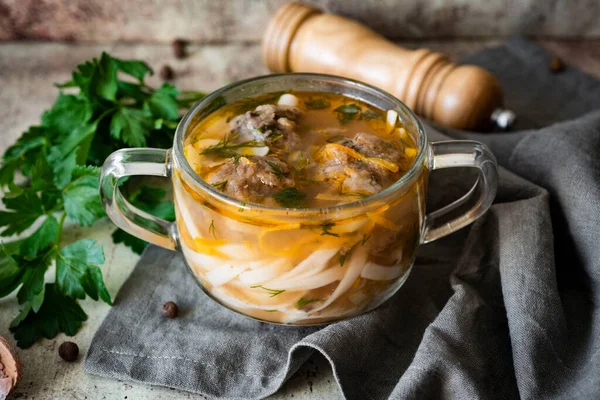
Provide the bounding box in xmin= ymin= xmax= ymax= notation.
xmin=84 ymin=38 xmax=600 ymax=399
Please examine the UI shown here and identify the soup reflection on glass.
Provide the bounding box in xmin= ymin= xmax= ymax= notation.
xmin=175 ymin=91 xmax=426 ymax=324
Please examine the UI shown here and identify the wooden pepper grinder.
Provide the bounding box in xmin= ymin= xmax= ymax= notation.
xmin=263 ymin=2 xmax=514 ymax=131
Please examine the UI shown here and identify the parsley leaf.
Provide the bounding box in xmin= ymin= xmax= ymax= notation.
xmin=19 ymin=216 xmax=59 ymax=258
xmin=148 ymin=83 xmax=180 ymax=120
xmin=56 ymin=239 xmax=111 ymax=304
xmin=115 ymin=59 xmax=153 ymax=82
xmin=111 ymin=229 xmax=148 ymax=255
xmin=0 ymin=191 xmax=44 ymax=236
xmin=41 ymin=93 xmax=94 ymax=136
xmin=0 ymin=248 xmax=23 ymax=297
xmin=62 ymin=166 xmax=104 ymax=226
xmin=10 ymin=283 xmax=88 ymax=349
xmin=334 ymin=104 xmax=361 ymax=123
xmin=110 ymin=107 xmax=154 ymax=147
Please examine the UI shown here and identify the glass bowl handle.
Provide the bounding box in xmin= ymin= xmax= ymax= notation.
xmin=99 ymin=148 xmax=178 ymax=250
xmin=422 ymin=140 xmax=498 ymax=243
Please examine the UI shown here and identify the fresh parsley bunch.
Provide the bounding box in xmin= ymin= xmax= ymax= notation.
xmin=0 ymin=52 xmax=204 ymax=348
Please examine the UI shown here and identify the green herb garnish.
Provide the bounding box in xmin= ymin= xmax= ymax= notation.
xmin=0 ymin=52 xmax=205 ymax=348
xmin=268 ymin=132 xmax=283 ymax=142
xmin=212 ymin=180 xmax=228 ymax=192
xmin=273 ymin=188 xmax=307 ymax=208
xmin=295 ymin=297 xmax=321 ymax=308
xmin=334 ymin=104 xmax=361 ymax=124
xmin=238 ymin=201 xmax=247 ymax=212
xmin=209 ymin=220 xmax=217 ymax=239
xmin=340 ymin=251 xmax=349 ymax=266
xmin=200 ymin=132 xmax=263 ymax=159
xmin=265 ymin=309 xmax=278 ymax=312
xmin=250 ymin=285 xmax=286 ymax=298
xmin=361 ymin=234 xmax=371 ymax=246
xmin=266 ymin=161 xmax=289 ymax=180
xmin=320 ymin=222 xmax=340 ymax=237
xmin=304 ymin=97 xmax=331 ymax=110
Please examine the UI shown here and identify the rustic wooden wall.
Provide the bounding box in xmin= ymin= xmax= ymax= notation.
xmin=0 ymin=0 xmax=599 ymax=42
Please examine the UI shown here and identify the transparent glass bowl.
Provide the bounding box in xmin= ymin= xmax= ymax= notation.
xmin=100 ymin=74 xmax=498 ymax=324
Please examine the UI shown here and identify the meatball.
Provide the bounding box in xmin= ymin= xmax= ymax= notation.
xmin=207 ymin=156 xmax=294 ymax=202
xmin=317 ymin=133 xmax=402 ymax=196
xmin=229 ymin=104 xmax=302 ymax=149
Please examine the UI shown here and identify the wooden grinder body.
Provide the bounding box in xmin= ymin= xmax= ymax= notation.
xmin=263 ymin=3 xmax=504 ymax=130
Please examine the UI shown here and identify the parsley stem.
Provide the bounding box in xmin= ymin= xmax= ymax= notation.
xmin=94 ymin=107 xmax=119 ymax=124
xmin=56 ymin=211 xmax=67 ymax=248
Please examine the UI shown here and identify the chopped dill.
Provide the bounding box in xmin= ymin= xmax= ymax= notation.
xmin=200 ymin=132 xmax=264 ymax=158
xmin=250 ymin=285 xmax=286 ymax=298
xmin=361 ymin=234 xmax=371 ymax=246
xmin=238 ymin=201 xmax=247 ymax=212
xmin=267 ymin=161 xmax=289 ymax=180
xmin=304 ymin=97 xmax=331 ymax=110
xmin=295 ymin=297 xmax=321 ymax=308
xmin=334 ymin=104 xmax=361 ymax=124
xmin=269 ymin=132 xmax=284 ymax=142
xmin=320 ymin=222 xmax=340 ymax=237
xmin=273 ymin=188 xmax=307 ymax=208
xmin=212 ymin=180 xmax=228 ymax=192
xmin=340 ymin=251 xmax=349 ymax=266
xmin=209 ymin=220 xmax=217 ymax=239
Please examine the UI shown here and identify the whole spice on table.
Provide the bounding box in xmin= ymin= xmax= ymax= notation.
xmin=58 ymin=341 xmax=79 ymax=362
xmin=162 ymin=301 xmax=179 ymax=318
xmin=0 ymin=52 xmax=206 ymax=348
xmin=160 ymin=65 xmax=175 ymax=80
xmin=550 ymin=57 xmax=564 ymax=73
xmin=172 ymin=39 xmax=188 ymax=59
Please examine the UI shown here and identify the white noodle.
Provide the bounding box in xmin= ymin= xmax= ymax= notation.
xmin=361 ymin=262 xmax=403 ymax=281
xmin=267 ymin=247 xmax=340 ymax=285
xmin=238 ymin=259 xmax=290 ymax=285
xmin=314 ymin=247 xmax=368 ymax=311
xmin=269 ymin=267 xmax=344 ymax=291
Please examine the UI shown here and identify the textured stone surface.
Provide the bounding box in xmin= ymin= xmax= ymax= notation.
xmin=0 ymin=0 xmax=599 ymax=42
xmin=0 ymin=39 xmax=599 ymax=399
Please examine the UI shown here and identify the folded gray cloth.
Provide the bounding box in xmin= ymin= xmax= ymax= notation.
xmin=84 ymin=38 xmax=600 ymax=399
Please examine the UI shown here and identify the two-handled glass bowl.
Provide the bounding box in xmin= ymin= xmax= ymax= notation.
xmin=100 ymin=74 xmax=498 ymax=325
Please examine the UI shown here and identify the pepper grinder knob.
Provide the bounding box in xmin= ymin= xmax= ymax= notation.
xmin=263 ymin=2 xmax=507 ymax=131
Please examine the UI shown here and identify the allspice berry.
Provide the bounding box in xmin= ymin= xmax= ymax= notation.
xmin=549 ymin=57 xmax=564 ymax=73
xmin=58 ymin=341 xmax=79 ymax=362
xmin=172 ymin=39 xmax=188 ymax=59
xmin=160 ymin=65 xmax=175 ymax=80
xmin=162 ymin=301 xmax=179 ymax=318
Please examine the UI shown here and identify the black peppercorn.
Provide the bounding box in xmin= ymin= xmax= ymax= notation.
xmin=58 ymin=341 xmax=79 ymax=362
xmin=172 ymin=39 xmax=188 ymax=59
xmin=160 ymin=65 xmax=175 ymax=80
xmin=162 ymin=301 xmax=179 ymax=318
xmin=550 ymin=57 xmax=564 ymax=73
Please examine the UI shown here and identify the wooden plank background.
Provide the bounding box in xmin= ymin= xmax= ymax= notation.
xmin=1 ymin=0 xmax=599 ymax=42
